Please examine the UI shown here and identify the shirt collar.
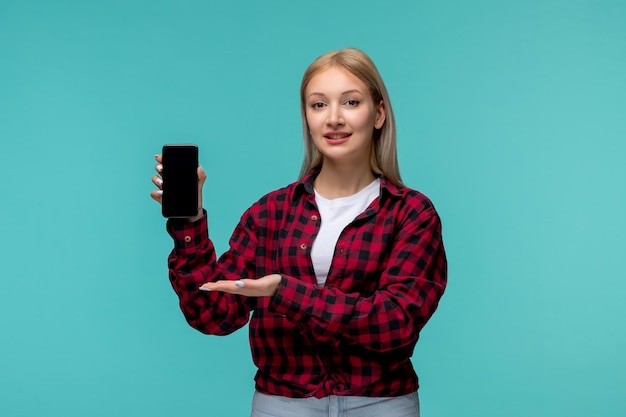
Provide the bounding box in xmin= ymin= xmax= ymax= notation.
xmin=295 ymin=168 xmax=405 ymax=199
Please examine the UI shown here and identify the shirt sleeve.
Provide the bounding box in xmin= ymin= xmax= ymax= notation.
xmin=167 ymin=210 xmax=257 ymax=335
xmin=267 ymin=205 xmax=447 ymax=354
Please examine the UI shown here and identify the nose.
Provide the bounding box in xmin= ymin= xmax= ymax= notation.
xmin=326 ymin=103 xmax=344 ymax=127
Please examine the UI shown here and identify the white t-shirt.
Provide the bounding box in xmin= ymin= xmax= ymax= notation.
xmin=311 ymin=178 xmax=380 ymax=287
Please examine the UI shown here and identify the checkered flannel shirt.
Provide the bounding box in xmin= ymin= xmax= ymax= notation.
xmin=167 ymin=169 xmax=447 ymax=398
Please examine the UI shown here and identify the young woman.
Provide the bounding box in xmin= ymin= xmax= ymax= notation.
xmin=151 ymin=48 xmax=447 ymax=417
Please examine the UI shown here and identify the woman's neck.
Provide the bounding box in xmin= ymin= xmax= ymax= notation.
xmin=314 ymin=161 xmax=376 ymax=199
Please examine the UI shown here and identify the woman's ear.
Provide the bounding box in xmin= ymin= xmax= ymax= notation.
xmin=375 ymin=100 xmax=386 ymax=129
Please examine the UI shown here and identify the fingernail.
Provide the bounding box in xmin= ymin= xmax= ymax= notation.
xmin=157 ymin=190 xmax=163 ymax=196
xmin=156 ymin=164 xmax=163 ymax=172
xmin=156 ymin=178 xmax=163 ymax=186
xmin=199 ymin=286 xmax=212 ymax=292
xmin=234 ymin=280 xmax=244 ymax=288
xmin=199 ymin=165 xmax=205 ymax=173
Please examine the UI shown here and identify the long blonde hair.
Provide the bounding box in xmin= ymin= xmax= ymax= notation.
xmin=298 ymin=48 xmax=404 ymax=187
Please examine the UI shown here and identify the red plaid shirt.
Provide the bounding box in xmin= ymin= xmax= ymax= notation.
xmin=167 ymin=170 xmax=447 ymax=398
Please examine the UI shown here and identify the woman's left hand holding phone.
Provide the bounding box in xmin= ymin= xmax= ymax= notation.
xmin=150 ymin=154 xmax=207 ymax=222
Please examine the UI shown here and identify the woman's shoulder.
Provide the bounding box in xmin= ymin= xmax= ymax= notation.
xmin=259 ymin=178 xmax=303 ymax=203
xmin=381 ymin=177 xmax=437 ymax=215
xmin=243 ymin=178 xmax=304 ymax=216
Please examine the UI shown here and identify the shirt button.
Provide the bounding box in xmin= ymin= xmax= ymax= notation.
xmin=184 ymin=236 xmax=192 ymax=243
xmin=300 ymin=243 xmax=307 ymax=250
xmin=311 ymin=215 xmax=318 ymax=221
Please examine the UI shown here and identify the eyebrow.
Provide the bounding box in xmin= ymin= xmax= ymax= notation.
xmin=307 ymin=89 xmax=365 ymax=99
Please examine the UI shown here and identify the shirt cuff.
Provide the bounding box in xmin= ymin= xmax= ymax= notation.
xmin=166 ymin=210 xmax=209 ymax=252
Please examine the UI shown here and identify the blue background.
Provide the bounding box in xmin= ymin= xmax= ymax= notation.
xmin=1 ymin=1 xmax=625 ymax=416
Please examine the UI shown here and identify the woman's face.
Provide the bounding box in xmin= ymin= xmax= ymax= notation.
xmin=304 ymin=66 xmax=385 ymax=167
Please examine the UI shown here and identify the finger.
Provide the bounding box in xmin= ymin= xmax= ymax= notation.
xmin=155 ymin=154 xmax=163 ymax=173
xmin=199 ymin=279 xmax=250 ymax=294
xmin=197 ymin=166 xmax=206 ymax=209
xmin=152 ymin=175 xmax=163 ymax=189
xmin=198 ymin=166 xmax=207 ymax=184
xmin=150 ymin=189 xmax=163 ymax=204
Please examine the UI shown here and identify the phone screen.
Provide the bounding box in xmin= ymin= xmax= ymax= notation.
xmin=161 ymin=144 xmax=199 ymax=218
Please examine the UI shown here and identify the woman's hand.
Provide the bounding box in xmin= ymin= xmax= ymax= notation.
xmin=199 ymin=274 xmax=282 ymax=297
xmin=150 ymin=154 xmax=207 ymax=222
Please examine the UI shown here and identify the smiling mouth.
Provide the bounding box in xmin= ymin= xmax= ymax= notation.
xmin=324 ymin=132 xmax=351 ymax=141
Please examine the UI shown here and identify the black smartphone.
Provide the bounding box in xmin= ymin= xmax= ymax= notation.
xmin=161 ymin=144 xmax=199 ymax=218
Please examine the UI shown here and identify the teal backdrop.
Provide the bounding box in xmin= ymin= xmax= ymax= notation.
xmin=1 ymin=1 xmax=625 ymax=416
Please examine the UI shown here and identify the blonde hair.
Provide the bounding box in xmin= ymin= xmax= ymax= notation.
xmin=298 ymin=48 xmax=403 ymax=187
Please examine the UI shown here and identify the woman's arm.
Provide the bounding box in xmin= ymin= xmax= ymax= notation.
xmin=167 ymin=213 xmax=256 ymax=335
xmin=151 ymin=154 xmax=256 ymax=335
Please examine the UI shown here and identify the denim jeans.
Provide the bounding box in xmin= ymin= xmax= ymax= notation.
xmin=251 ymin=391 xmax=420 ymax=417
